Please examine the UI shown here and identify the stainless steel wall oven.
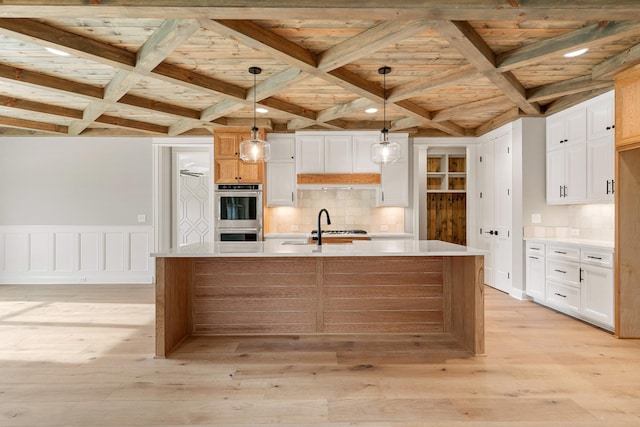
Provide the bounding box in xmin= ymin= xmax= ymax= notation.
xmin=214 ymin=184 xmax=262 ymax=241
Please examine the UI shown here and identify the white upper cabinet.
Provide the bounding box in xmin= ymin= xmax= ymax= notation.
xmin=546 ymin=108 xmax=586 ymax=151
xmin=296 ymin=131 xmax=383 ymax=174
xmin=296 ymin=134 xmax=324 ymax=173
xmin=546 ymin=90 xmax=614 ymax=205
xmin=586 ymin=91 xmax=615 ymax=202
xmin=324 ymin=135 xmax=352 ymax=173
xmin=269 ymin=134 xmax=295 ymax=162
xmin=352 ymin=135 xmax=381 ymax=173
xmin=377 ymin=134 xmax=409 ymax=207
xmin=587 ymin=91 xmax=615 ymax=140
xmin=266 ymin=134 xmax=297 ymax=207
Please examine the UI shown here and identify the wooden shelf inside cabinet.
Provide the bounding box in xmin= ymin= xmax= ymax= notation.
xmin=426 ymin=153 xmax=466 ymax=192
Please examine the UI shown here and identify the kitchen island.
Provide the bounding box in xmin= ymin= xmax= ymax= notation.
xmin=153 ymin=240 xmax=485 ymax=358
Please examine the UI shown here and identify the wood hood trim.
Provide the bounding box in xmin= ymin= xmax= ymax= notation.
xmin=297 ymin=173 xmax=381 ymax=185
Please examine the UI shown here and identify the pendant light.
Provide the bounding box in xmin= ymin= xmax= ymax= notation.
xmin=239 ymin=66 xmax=271 ymax=163
xmin=370 ymin=66 xmax=401 ymax=164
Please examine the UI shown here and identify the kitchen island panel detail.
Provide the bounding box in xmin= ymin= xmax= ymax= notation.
xmin=322 ymin=256 xmax=444 ymax=334
xmin=193 ymin=257 xmax=318 ymax=336
xmin=154 ymin=242 xmax=485 ymax=357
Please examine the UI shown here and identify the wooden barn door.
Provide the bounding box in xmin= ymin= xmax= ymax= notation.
xmin=427 ymin=193 xmax=467 ymax=245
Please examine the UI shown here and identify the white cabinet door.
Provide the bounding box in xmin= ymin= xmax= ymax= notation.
xmin=586 ymin=134 xmax=615 ymax=202
xmin=268 ymin=135 xmax=295 ymax=162
xmin=352 ymin=135 xmax=381 ymax=173
xmin=546 ymin=143 xmax=586 ymax=204
xmin=546 ymin=108 xmax=586 ymax=150
xmin=587 ymin=92 xmax=614 ymax=141
xmin=324 ymin=135 xmax=352 ymax=173
xmin=266 ymin=162 xmax=296 ymax=206
xmin=581 ymin=264 xmax=614 ymax=327
xmin=526 ymin=254 xmax=545 ymax=300
xmin=378 ymin=162 xmax=408 ymax=206
xmin=296 ymin=135 xmax=324 ymax=173
xmin=565 ymin=142 xmax=587 ymax=203
xmin=546 ymin=148 xmax=565 ymax=203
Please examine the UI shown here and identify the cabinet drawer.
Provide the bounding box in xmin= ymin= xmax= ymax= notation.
xmin=546 ymin=245 xmax=580 ymax=262
xmin=527 ymin=242 xmax=545 ymax=257
xmin=580 ymin=248 xmax=613 ymax=268
xmin=546 ymin=280 xmax=580 ymax=314
xmin=546 ymin=259 xmax=580 ymax=285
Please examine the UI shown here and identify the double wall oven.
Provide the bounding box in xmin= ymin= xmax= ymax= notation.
xmin=214 ymin=184 xmax=262 ymax=241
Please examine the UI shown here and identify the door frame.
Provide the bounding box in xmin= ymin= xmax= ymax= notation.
xmin=152 ymin=137 xmax=214 ymax=254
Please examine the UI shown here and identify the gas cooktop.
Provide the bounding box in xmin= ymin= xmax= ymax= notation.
xmin=310 ymin=229 xmax=368 ymax=235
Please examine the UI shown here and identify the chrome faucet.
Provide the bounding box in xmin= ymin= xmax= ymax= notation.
xmin=317 ymin=208 xmax=331 ymax=246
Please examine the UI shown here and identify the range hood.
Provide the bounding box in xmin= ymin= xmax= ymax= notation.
xmin=297 ymin=173 xmax=381 ymax=189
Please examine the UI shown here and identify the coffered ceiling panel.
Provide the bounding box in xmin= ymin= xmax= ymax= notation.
xmin=0 ymin=1 xmax=638 ymax=137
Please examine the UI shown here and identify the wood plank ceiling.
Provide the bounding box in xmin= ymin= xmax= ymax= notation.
xmin=0 ymin=1 xmax=640 ymax=138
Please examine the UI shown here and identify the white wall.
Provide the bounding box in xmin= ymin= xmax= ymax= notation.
xmin=0 ymin=137 xmax=155 ymax=284
xmin=0 ymin=137 xmax=153 ymax=225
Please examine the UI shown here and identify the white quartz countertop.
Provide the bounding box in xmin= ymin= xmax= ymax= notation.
xmin=152 ymin=239 xmax=486 ymax=258
xmin=524 ymin=236 xmax=614 ymax=250
xmin=263 ymin=232 xmax=415 ymax=240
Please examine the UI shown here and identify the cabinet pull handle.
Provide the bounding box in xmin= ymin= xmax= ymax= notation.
xmin=606 ymin=126 xmax=611 ymax=130
xmin=531 ymin=247 xmax=540 ymax=251
xmin=555 ymin=269 xmax=567 ymax=274
xmin=555 ymin=251 xmax=567 ymax=255
xmin=587 ymin=255 xmax=603 ymax=260
xmin=554 ymin=292 xmax=567 ymax=298
xmin=612 ymin=179 xmax=615 ymax=194
xmin=580 ymin=268 xmax=584 ymax=282
xmin=529 ymin=256 xmax=539 ymax=260
xmin=606 ymin=180 xmax=610 ymax=195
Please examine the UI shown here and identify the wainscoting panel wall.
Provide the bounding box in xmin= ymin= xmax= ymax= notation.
xmin=0 ymin=226 xmax=154 ymax=284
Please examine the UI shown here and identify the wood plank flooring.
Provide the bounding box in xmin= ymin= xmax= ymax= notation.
xmin=1 ymin=284 xmax=639 ymax=426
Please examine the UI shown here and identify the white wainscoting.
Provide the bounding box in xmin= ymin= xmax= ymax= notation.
xmin=0 ymin=226 xmax=154 ymax=284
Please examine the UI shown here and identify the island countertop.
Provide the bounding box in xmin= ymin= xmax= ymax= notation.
xmin=152 ymin=239 xmax=486 ymax=258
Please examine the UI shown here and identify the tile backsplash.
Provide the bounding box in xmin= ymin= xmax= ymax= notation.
xmin=524 ymin=203 xmax=614 ymax=241
xmin=266 ymin=189 xmax=405 ymax=233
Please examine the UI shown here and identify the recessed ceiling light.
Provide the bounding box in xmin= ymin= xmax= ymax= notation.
xmin=564 ymin=48 xmax=589 ymax=58
xmin=45 ymin=47 xmax=70 ymax=57
xmin=365 ymin=107 xmax=378 ymax=114
xmin=255 ymin=107 xmax=269 ymax=114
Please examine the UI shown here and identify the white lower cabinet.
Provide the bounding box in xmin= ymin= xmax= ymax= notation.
xmin=525 ymin=240 xmax=614 ymax=331
xmin=525 ymin=242 xmax=545 ymax=300
xmin=581 ymin=263 xmax=614 ymax=327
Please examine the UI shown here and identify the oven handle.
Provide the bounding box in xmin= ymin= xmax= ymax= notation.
xmin=215 ymin=191 xmax=262 ymax=197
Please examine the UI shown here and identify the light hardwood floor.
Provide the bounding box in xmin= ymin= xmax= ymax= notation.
xmin=1 ymin=284 xmax=639 ymax=426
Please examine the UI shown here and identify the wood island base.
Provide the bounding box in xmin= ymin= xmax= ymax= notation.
xmin=155 ymin=255 xmax=484 ymax=358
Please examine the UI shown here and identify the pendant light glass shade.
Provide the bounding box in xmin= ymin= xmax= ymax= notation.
xmin=370 ymin=128 xmax=401 ymax=164
xmin=239 ymin=66 xmax=270 ymax=163
xmin=370 ymin=66 xmax=400 ymax=164
xmin=240 ymin=126 xmax=271 ymax=162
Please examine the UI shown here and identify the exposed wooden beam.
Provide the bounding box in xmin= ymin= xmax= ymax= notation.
xmin=473 ymin=107 xmax=522 ymax=136
xmin=388 ymin=64 xmax=480 ymax=102
xmin=431 ymin=96 xmax=511 ymax=122
xmin=498 ymin=21 xmax=640 ymax=72
xmin=317 ymin=20 xmax=432 ymax=71
xmin=0 ymin=115 xmax=68 ymax=134
xmin=544 ymin=87 xmax=614 ymax=116
xmin=592 ymin=42 xmax=640 ymax=80
xmin=0 ymin=1 xmax=639 ymax=21
xmin=527 ymin=76 xmax=613 ymax=103
xmin=434 ymin=20 xmax=541 ymax=116
xmin=69 ymin=19 xmax=201 ymax=135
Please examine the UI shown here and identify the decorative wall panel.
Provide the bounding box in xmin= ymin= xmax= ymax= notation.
xmin=0 ymin=226 xmax=154 ymax=284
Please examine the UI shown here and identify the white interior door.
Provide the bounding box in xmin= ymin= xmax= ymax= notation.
xmin=479 ymin=141 xmax=495 ymax=287
xmin=172 ymin=149 xmax=212 ymax=247
xmin=493 ymin=133 xmax=513 ymax=294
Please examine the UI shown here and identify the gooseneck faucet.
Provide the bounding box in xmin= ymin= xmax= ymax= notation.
xmin=317 ymin=208 xmax=331 ymax=246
